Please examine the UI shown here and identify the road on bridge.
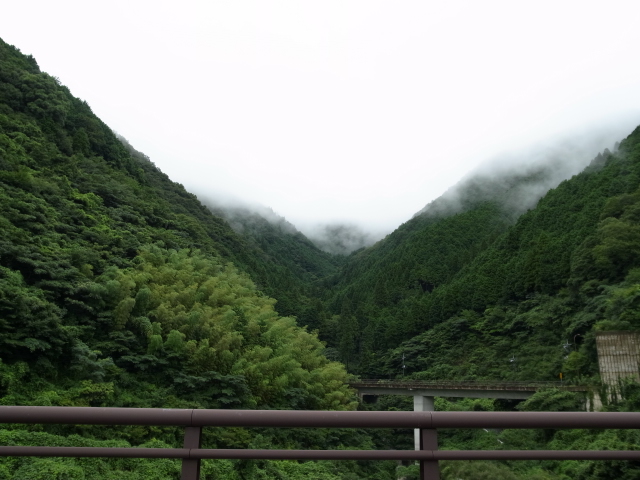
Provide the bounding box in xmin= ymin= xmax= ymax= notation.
xmin=348 ymin=379 xmax=588 ymax=394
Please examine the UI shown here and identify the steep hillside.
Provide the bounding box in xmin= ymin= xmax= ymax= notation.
xmin=117 ymin=136 xmax=339 ymax=320
xmin=379 ymin=128 xmax=640 ymax=380
xmin=0 ymin=35 xmax=401 ymax=480
xmin=320 ymin=151 xmax=602 ymax=366
xmin=213 ymin=204 xmax=339 ymax=280
xmin=197 ymin=198 xmax=347 ymax=323
xmin=325 ymin=125 xmax=640 ymax=380
xmin=0 ymin=37 xmax=374 ymax=478
xmin=0 ymin=36 xmax=332 ymax=323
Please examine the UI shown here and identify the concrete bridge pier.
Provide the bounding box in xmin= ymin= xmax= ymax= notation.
xmin=414 ymin=395 xmax=434 ymax=450
xmin=348 ymin=380 xmax=585 ymax=449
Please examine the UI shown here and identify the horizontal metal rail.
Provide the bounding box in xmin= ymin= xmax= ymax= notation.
xmin=1 ymin=407 xmax=637 ymax=428
xmin=2 ymin=447 xmax=640 ymax=461
xmin=1 ymin=407 xmax=639 ymax=480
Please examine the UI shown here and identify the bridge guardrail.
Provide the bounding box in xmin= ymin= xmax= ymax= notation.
xmin=0 ymin=407 xmax=637 ymax=480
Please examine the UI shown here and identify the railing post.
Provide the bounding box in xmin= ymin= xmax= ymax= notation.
xmin=414 ymin=396 xmax=435 ymax=450
xmin=419 ymin=427 xmax=439 ymax=480
xmin=181 ymin=426 xmax=202 ymax=480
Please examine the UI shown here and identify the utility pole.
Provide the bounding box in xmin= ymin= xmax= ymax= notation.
xmin=573 ymin=334 xmax=582 ymax=350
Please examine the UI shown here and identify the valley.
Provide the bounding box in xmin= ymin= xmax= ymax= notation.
xmin=2 ymin=36 xmax=640 ymax=479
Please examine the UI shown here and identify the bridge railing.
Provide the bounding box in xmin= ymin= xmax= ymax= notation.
xmin=1 ymin=407 xmax=639 ymax=480
xmin=349 ymin=379 xmax=589 ymax=390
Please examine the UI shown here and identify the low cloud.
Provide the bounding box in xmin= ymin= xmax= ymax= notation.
xmin=302 ymin=223 xmax=385 ymax=256
xmin=416 ymin=119 xmax=639 ymax=221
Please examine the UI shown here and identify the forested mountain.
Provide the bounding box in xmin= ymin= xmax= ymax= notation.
xmin=4 ymin=35 xmax=640 ymax=479
xmin=322 ymin=128 xmax=640 ymax=382
xmin=116 ymin=138 xmax=340 ymax=322
xmin=0 ymin=38 xmax=386 ymax=479
xmin=319 ymin=144 xmax=612 ymax=367
xmin=199 ymin=199 xmax=341 ymax=291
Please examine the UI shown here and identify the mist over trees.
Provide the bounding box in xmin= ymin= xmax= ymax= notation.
xmin=304 ymin=223 xmax=383 ymax=255
xmin=417 ymin=129 xmax=626 ymax=221
xmin=195 ymin=193 xmax=384 ymax=256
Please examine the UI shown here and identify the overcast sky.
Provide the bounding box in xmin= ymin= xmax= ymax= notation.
xmin=3 ymin=1 xmax=640 ymax=235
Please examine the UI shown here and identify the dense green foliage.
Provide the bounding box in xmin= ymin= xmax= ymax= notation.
xmin=200 ymin=202 xmax=342 ymax=322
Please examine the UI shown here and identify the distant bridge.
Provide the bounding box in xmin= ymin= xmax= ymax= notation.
xmin=349 ymin=379 xmax=587 ymax=400
xmin=348 ymin=379 xmax=590 ymax=449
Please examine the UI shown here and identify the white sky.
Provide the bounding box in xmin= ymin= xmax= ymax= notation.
xmin=3 ymin=1 xmax=640 ymax=235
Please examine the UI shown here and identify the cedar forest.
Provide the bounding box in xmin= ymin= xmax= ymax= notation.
xmin=1 ymin=37 xmax=640 ymax=479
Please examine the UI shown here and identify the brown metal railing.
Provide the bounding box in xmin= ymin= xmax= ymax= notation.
xmin=1 ymin=407 xmax=640 ymax=480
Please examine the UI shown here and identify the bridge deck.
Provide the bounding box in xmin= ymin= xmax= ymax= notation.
xmin=349 ymin=380 xmax=588 ymax=392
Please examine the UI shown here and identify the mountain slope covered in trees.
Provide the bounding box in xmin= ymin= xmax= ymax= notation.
xmin=324 ymin=127 xmax=640 ymax=383
xmin=198 ymin=199 xmax=342 ymax=319
xmin=0 ymin=38 xmax=397 ymax=480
